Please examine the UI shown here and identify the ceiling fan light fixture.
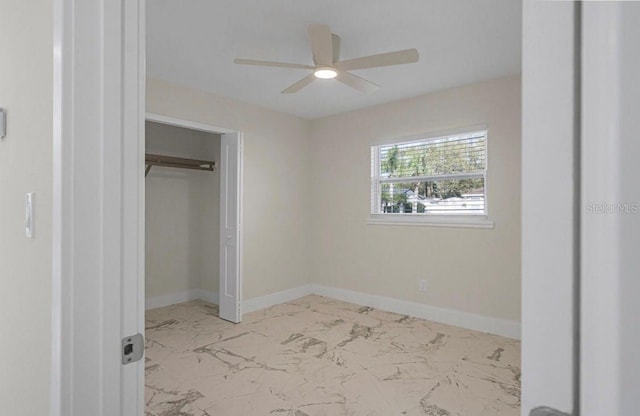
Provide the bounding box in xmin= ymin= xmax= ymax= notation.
xmin=234 ymin=23 xmax=419 ymax=94
xmin=314 ymin=67 xmax=338 ymax=79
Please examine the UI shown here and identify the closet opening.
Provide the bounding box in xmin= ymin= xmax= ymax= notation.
xmin=144 ymin=114 xmax=243 ymax=323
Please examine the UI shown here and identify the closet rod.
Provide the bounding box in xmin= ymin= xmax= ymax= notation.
xmin=145 ymin=153 xmax=216 ymax=177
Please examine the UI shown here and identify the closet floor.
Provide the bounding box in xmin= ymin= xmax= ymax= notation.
xmin=145 ymin=295 xmax=520 ymax=416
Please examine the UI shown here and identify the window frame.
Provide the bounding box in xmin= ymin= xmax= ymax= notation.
xmin=369 ymin=127 xmax=494 ymax=229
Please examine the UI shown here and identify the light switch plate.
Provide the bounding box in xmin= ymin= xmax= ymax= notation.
xmin=0 ymin=108 xmax=6 ymax=139
xmin=25 ymin=193 xmax=34 ymax=238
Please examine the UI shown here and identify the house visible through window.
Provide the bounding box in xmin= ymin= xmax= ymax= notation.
xmin=371 ymin=130 xmax=488 ymax=218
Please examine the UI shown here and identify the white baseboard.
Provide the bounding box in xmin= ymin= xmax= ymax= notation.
xmin=145 ymin=289 xmax=201 ymax=310
xmin=309 ymin=284 xmax=521 ymax=340
xmin=243 ymin=285 xmax=315 ymax=314
xmin=146 ymin=289 xmax=219 ymax=310
xmin=196 ymin=289 xmax=219 ymax=305
xmin=145 ymin=284 xmax=520 ymax=339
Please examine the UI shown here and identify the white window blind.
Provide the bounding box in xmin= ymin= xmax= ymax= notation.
xmin=371 ymin=130 xmax=488 ymax=217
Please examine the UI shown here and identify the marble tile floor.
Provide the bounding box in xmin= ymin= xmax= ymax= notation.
xmin=145 ymin=295 xmax=521 ymax=416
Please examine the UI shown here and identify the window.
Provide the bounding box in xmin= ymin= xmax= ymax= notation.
xmin=370 ymin=129 xmax=492 ymax=227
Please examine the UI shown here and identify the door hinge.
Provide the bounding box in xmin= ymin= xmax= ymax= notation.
xmin=121 ymin=333 xmax=144 ymax=365
xmin=531 ymin=407 xmax=571 ymax=416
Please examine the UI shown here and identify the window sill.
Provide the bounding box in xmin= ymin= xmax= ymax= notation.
xmin=367 ymin=215 xmax=495 ymax=229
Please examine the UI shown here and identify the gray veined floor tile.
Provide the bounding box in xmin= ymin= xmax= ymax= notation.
xmin=145 ymin=295 xmax=521 ymax=416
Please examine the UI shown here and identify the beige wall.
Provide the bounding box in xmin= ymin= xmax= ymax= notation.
xmin=0 ymin=0 xmax=52 ymax=414
xmin=147 ymin=78 xmax=312 ymax=299
xmin=147 ymin=76 xmax=520 ymax=322
xmin=145 ymin=121 xmax=221 ymax=297
xmin=309 ymin=76 xmax=522 ymax=322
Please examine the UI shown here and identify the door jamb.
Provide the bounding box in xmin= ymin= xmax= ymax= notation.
xmin=52 ymin=1 xmax=146 ymax=414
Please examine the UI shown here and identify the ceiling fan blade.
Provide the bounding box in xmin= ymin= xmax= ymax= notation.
xmin=281 ymin=74 xmax=316 ymax=94
xmin=336 ymin=48 xmax=419 ymax=71
xmin=337 ymin=71 xmax=380 ymax=94
xmin=308 ymin=24 xmax=334 ymax=66
xmin=332 ymin=34 xmax=341 ymax=63
xmin=234 ymin=59 xmax=314 ymax=70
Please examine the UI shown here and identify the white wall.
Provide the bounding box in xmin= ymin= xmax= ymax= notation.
xmin=309 ymin=76 xmax=521 ymax=324
xmin=147 ymin=78 xmax=312 ymax=299
xmin=145 ymin=121 xmax=220 ymax=299
xmin=0 ymin=1 xmax=53 ymax=414
xmin=521 ymin=1 xmax=577 ymax=414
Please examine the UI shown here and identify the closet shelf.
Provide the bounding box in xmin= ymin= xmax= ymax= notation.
xmin=145 ymin=153 xmax=216 ymax=177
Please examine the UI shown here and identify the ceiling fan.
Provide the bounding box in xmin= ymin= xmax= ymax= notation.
xmin=234 ymin=24 xmax=419 ymax=94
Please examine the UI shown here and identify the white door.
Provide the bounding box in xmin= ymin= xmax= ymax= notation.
xmin=219 ymin=132 xmax=243 ymax=322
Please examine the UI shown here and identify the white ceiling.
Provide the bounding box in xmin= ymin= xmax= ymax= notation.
xmin=147 ymin=0 xmax=522 ymax=120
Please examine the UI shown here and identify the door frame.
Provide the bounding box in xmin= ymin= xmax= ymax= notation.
xmin=145 ymin=112 xmax=244 ymax=321
xmin=51 ymin=1 xmax=248 ymax=412
xmin=521 ymin=2 xmax=580 ymax=412
xmin=52 ymin=0 xmax=146 ymax=415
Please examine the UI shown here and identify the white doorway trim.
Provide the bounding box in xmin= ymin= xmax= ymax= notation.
xmin=145 ymin=113 xmax=244 ymax=322
xmin=52 ymin=0 xmax=145 ymax=415
xmin=521 ymin=1 xmax=580 ymax=414
xmin=146 ymin=112 xmax=234 ymax=135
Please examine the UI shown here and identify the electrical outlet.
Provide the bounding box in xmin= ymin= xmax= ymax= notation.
xmin=418 ymin=279 xmax=428 ymax=292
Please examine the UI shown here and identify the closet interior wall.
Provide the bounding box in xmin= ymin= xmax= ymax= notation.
xmin=145 ymin=121 xmax=221 ymax=303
